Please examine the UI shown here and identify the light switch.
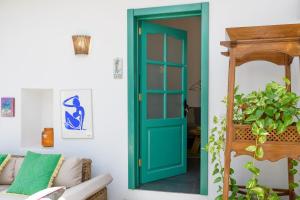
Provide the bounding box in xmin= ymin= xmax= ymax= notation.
xmin=113 ymin=57 xmax=123 ymax=79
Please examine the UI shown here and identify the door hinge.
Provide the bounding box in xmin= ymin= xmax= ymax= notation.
xmin=138 ymin=27 xmax=142 ymax=35
xmin=138 ymin=93 xmax=142 ymax=101
xmin=138 ymin=159 xmax=142 ymax=167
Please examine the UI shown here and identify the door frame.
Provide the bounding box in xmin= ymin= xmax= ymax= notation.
xmin=128 ymin=2 xmax=209 ymax=195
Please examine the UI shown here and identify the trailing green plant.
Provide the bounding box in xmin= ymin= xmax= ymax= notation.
xmin=207 ymin=79 xmax=300 ymax=200
xmin=206 ymin=116 xmax=239 ymax=200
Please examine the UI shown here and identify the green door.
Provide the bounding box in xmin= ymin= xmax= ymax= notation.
xmin=140 ymin=21 xmax=187 ymax=184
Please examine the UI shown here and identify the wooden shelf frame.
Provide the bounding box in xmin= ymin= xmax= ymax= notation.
xmin=221 ymin=23 xmax=300 ymax=200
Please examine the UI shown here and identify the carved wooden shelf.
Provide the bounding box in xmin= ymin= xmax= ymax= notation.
xmin=221 ymin=23 xmax=300 ymax=200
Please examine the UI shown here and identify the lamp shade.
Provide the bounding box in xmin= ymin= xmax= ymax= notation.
xmin=72 ymin=35 xmax=91 ymax=55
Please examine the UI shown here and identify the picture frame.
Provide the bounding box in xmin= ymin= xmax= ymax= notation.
xmin=1 ymin=97 xmax=15 ymax=117
xmin=60 ymin=89 xmax=93 ymax=139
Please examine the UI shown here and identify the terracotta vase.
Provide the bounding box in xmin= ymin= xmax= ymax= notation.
xmin=42 ymin=128 xmax=54 ymax=147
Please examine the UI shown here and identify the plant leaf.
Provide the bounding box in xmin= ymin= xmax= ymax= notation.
xmin=246 ymin=145 xmax=257 ymax=152
xmin=214 ymin=177 xmax=222 ymax=183
xmin=296 ymin=121 xmax=300 ymax=134
xmin=256 ymin=146 xmax=264 ymax=159
xmin=258 ymin=136 xmax=267 ymax=144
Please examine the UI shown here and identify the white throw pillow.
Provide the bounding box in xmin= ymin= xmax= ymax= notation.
xmin=53 ymin=157 xmax=83 ymax=188
xmin=0 ymin=157 xmax=16 ymax=184
xmin=13 ymin=157 xmax=24 ymax=177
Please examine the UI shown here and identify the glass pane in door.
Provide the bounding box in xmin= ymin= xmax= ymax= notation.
xmin=147 ymin=94 xmax=164 ymax=119
xmin=147 ymin=64 xmax=164 ymax=90
xmin=147 ymin=34 xmax=164 ymax=61
xmin=167 ymin=94 xmax=182 ymax=118
xmin=167 ymin=36 xmax=182 ymax=64
xmin=167 ymin=67 xmax=182 ymax=90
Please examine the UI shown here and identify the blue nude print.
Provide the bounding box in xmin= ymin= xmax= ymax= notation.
xmin=63 ymin=95 xmax=85 ymax=130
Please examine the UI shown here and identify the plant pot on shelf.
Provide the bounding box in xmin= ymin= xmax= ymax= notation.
xmin=232 ymin=124 xmax=300 ymax=161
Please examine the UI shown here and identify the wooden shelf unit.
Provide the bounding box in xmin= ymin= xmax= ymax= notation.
xmin=221 ymin=23 xmax=300 ymax=200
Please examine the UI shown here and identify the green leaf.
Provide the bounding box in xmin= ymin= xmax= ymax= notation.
xmin=289 ymin=168 xmax=297 ymax=175
xmin=258 ymin=128 xmax=269 ymax=136
xmin=246 ymin=178 xmax=257 ymax=188
xmin=283 ymin=114 xmax=293 ymax=127
xmin=258 ymin=136 xmax=267 ymax=144
xmin=251 ymin=123 xmax=259 ymax=135
xmin=265 ymin=106 xmax=276 ymax=117
xmin=212 ymin=168 xmax=219 ymax=175
xmin=246 ymin=145 xmax=257 ymax=152
xmin=256 ymin=146 xmax=264 ymax=159
xmin=244 ymin=162 xmax=260 ymax=176
xmin=244 ymin=107 xmax=256 ymax=115
xmin=211 ymin=127 xmax=217 ymax=133
xmin=230 ymin=178 xmax=236 ymax=185
xmin=292 ymin=160 xmax=298 ymax=166
xmin=256 ymin=119 xmax=264 ymax=128
xmin=245 ymin=114 xmax=258 ymax=123
xmin=213 ymin=116 xmax=218 ymax=124
xmin=296 ymin=121 xmax=300 ymax=134
xmin=215 ymin=194 xmax=223 ymax=200
xmin=280 ymin=95 xmax=292 ymax=105
xmin=283 ymin=77 xmax=291 ymax=85
xmin=275 ymin=113 xmax=280 ymax=120
xmin=289 ymin=182 xmax=299 ymax=189
xmin=255 ymin=109 xmax=264 ymax=119
xmin=250 ymin=187 xmax=265 ymax=199
xmin=214 ymin=177 xmax=222 ymax=183
xmin=264 ymin=117 xmax=276 ymax=131
xmin=276 ymin=122 xmax=286 ymax=134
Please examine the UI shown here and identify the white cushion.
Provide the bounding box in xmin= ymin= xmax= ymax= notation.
xmin=13 ymin=157 xmax=24 ymax=178
xmin=53 ymin=158 xmax=82 ymax=188
xmin=0 ymin=193 xmax=28 ymax=200
xmin=26 ymin=187 xmax=65 ymax=200
xmin=61 ymin=173 xmax=112 ymax=200
xmin=0 ymin=158 xmax=16 ymax=184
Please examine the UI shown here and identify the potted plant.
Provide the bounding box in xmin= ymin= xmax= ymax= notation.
xmin=207 ymin=79 xmax=300 ymax=200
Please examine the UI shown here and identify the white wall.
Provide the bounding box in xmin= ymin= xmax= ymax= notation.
xmin=0 ymin=0 xmax=299 ymax=200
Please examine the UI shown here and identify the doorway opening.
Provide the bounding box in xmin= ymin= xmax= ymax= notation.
xmin=128 ymin=3 xmax=209 ymax=195
xmin=138 ymin=17 xmax=201 ymax=194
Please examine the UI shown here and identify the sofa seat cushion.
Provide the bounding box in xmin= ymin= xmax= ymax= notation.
xmin=0 ymin=193 xmax=28 ymax=200
xmin=0 ymin=185 xmax=10 ymax=192
xmin=62 ymin=173 xmax=112 ymax=200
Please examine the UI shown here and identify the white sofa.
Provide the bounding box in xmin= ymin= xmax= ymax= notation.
xmin=0 ymin=156 xmax=112 ymax=200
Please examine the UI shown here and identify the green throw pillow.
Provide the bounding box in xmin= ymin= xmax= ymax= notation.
xmin=7 ymin=151 xmax=63 ymax=195
xmin=0 ymin=154 xmax=10 ymax=173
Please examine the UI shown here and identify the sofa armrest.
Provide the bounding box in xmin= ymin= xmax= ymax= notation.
xmin=59 ymin=173 xmax=113 ymax=200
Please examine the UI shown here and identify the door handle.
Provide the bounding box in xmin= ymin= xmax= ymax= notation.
xmin=184 ymin=100 xmax=189 ymax=117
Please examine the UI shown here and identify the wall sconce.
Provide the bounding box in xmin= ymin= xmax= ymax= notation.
xmin=72 ymin=35 xmax=91 ymax=55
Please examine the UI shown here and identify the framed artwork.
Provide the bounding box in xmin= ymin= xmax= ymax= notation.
xmin=1 ymin=97 xmax=15 ymax=117
xmin=60 ymin=89 xmax=93 ymax=139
